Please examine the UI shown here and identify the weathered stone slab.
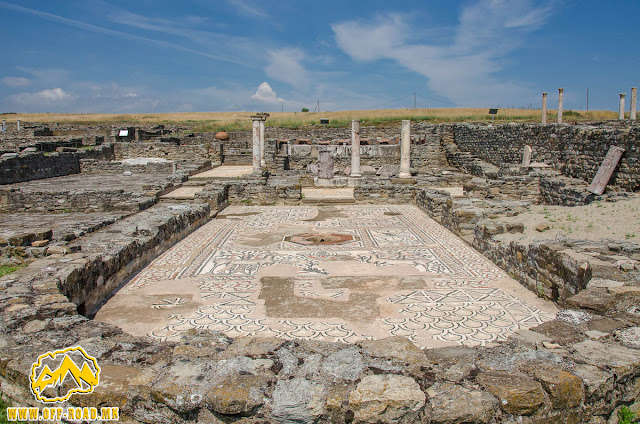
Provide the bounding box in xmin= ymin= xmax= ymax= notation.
xmin=427 ymin=382 xmax=498 ymax=423
xmin=272 ymin=378 xmax=326 ymax=423
xmin=532 ymin=366 xmax=583 ymax=409
xmin=205 ymin=374 xmax=270 ymax=415
xmin=349 ymin=374 xmax=426 ymax=423
xmin=572 ymin=340 xmax=640 ymax=376
xmin=588 ymin=146 xmax=625 ymax=195
xmin=318 ymin=148 xmax=333 ymax=179
xmin=522 ymin=145 xmax=532 ymax=167
xmin=476 ymin=372 xmax=547 ymax=416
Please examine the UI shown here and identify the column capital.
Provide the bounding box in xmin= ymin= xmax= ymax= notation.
xmin=558 ymin=88 xmax=564 ymax=93
xmin=620 ymin=93 xmax=627 ymax=98
xmin=542 ymin=92 xmax=548 ymax=96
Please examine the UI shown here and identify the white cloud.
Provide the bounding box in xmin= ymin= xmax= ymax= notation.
xmin=332 ymin=0 xmax=558 ymax=106
xmin=251 ymin=82 xmax=283 ymax=105
xmin=11 ymin=88 xmax=70 ymax=105
xmin=265 ymin=48 xmax=310 ymax=90
xmin=2 ymin=76 xmax=30 ymax=87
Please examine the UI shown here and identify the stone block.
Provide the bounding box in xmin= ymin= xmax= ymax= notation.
xmin=205 ymin=374 xmax=269 ymax=416
xmin=271 ymin=378 xmax=326 ymax=424
xmin=532 ymin=366 xmax=583 ymax=409
xmin=572 ymin=340 xmax=640 ymax=377
xmin=427 ymin=382 xmax=498 ymax=423
xmin=476 ymin=372 xmax=547 ymax=416
xmin=348 ymin=374 xmax=426 ymax=423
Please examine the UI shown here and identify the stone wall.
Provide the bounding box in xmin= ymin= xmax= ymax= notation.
xmin=0 ymin=145 xmax=114 ymax=185
xmin=114 ymin=141 xmax=217 ymax=162
xmin=0 ymin=188 xmax=155 ymax=214
xmin=79 ymin=158 xmax=210 ymax=177
xmin=452 ymin=123 xmax=640 ymax=191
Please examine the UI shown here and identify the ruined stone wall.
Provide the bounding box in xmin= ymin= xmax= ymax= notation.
xmin=0 ymin=188 xmax=155 ymax=214
xmin=0 ymin=145 xmax=115 ymax=185
xmin=452 ymin=123 xmax=640 ymax=191
xmin=114 ymin=141 xmax=214 ymax=162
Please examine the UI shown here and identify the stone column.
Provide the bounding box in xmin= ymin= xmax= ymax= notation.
xmin=619 ymin=93 xmax=627 ymax=120
xmin=541 ymin=92 xmax=548 ymax=124
xmin=399 ymin=120 xmax=411 ymax=179
xmin=557 ymin=88 xmax=564 ymax=124
xmin=1 ymin=120 xmax=5 ymax=131
xmin=252 ymin=118 xmax=261 ymax=174
xmin=259 ymin=119 xmax=266 ymax=166
xmin=631 ymin=87 xmax=638 ymax=120
xmin=16 ymin=120 xmax=21 ymax=131
xmin=350 ymin=120 xmax=361 ymax=177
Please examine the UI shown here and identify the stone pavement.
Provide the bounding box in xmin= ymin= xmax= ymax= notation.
xmin=301 ymin=188 xmax=355 ymax=203
xmin=159 ymin=186 xmax=203 ymax=200
xmin=191 ymin=165 xmax=253 ymax=179
xmin=95 ymin=205 xmax=557 ymax=348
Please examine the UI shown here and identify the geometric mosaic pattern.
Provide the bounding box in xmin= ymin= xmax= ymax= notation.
xmin=95 ymin=205 xmax=557 ymax=349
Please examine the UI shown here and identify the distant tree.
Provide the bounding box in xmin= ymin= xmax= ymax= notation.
xmin=301 ymin=108 xmax=309 ymax=112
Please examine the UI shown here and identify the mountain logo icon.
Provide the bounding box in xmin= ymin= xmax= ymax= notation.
xmin=29 ymin=346 xmax=101 ymax=403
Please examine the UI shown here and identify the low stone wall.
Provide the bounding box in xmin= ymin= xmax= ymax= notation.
xmin=79 ymin=158 xmax=211 ymax=177
xmin=0 ymin=188 xmax=156 ymax=214
xmin=114 ymin=141 xmax=213 ymax=162
xmin=0 ymin=145 xmax=114 ymax=185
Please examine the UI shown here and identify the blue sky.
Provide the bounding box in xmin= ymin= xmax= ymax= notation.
xmin=0 ymin=0 xmax=638 ymax=113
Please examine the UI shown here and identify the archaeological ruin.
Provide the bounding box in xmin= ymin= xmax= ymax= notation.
xmin=0 ymin=114 xmax=639 ymax=423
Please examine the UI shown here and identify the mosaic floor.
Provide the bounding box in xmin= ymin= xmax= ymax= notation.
xmin=95 ymin=205 xmax=557 ymax=349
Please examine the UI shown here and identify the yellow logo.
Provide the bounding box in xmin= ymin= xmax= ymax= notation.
xmin=29 ymin=346 xmax=101 ymax=403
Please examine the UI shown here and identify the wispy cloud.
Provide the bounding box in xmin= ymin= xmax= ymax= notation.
xmin=332 ymin=0 xmax=559 ymax=106
xmin=1 ymin=76 xmax=30 ymax=87
xmin=9 ymin=88 xmax=71 ymax=106
xmin=0 ymin=1 xmax=247 ymax=66
xmin=227 ymin=0 xmax=269 ymax=19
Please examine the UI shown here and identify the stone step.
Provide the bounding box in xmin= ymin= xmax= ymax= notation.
xmin=159 ymin=186 xmax=203 ymax=200
xmin=191 ymin=165 xmax=253 ymax=180
xmin=301 ymin=188 xmax=355 ymax=204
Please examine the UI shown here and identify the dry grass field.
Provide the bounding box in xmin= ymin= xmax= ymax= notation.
xmin=0 ymin=108 xmax=620 ymax=132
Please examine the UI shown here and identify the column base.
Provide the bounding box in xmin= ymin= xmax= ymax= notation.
xmin=398 ymin=172 xmax=412 ymax=179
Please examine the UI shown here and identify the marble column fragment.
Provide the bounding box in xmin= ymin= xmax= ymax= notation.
xmin=619 ymin=93 xmax=626 ymax=120
xmin=557 ymin=88 xmax=564 ymax=124
xmin=252 ymin=118 xmax=261 ymax=174
xmin=350 ymin=120 xmax=361 ymax=177
xmin=399 ymin=120 xmax=411 ymax=179
xmin=631 ymin=87 xmax=637 ymax=121
xmin=259 ymin=119 xmax=266 ymax=166
xmin=541 ymin=92 xmax=548 ymax=124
